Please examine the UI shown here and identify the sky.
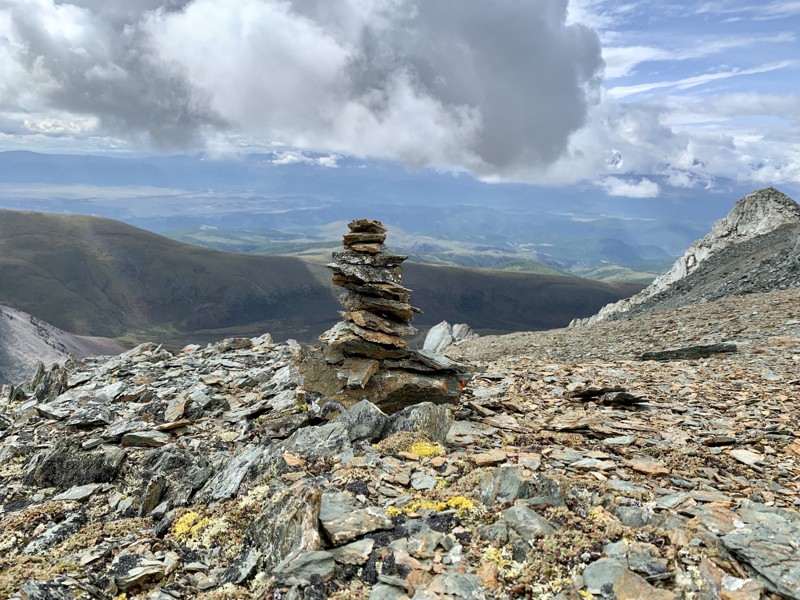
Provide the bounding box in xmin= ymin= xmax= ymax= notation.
xmin=0 ymin=0 xmax=798 ymax=198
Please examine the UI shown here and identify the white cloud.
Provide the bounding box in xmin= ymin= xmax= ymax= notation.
xmin=607 ymin=61 xmax=794 ymax=99
xmin=0 ymin=0 xmax=604 ymax=180
xmin=603 ymin=32 xmax=795 ymax=79
xmin=271 ymin=151 xmax=340 ymax=168
xmin=599 ymin=176 xmax=660 ymax=197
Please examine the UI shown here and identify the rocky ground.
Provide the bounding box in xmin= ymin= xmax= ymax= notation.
xmin=1 ymin=287 xmax=799 ymax=599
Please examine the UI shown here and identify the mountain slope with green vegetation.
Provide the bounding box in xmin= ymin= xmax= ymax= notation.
xmin=0 ymin=209 xmax=642 ymax=348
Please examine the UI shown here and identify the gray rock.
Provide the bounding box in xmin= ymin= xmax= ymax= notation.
xmin=417 ymin=573 xmax=485 ymax=599
xmin=407 ymin=526 xmax=451 ymax=559
xmin=582 ymin=558 xmax=629 ymax=595
xmin=139 ymin=475 xmax=166 ymax=516
xmin=612 ymin=505 xmax=667 ymax=528
xmin=423 ymin=322 xmax=476 ymax=354
xmin=383 ymin=402 xmax=453 ymax=444
xmin=721 ymin=501 xmax=800 ymax=598
xmin=52 ymin=483 xmax=102 ymax=502
xmin=603 ymin=540 xmax=670 ymax=580
xmin=24 ymin=439 xmax=124 ymax=490
xmin=330 ymin=538 xmax=375 ymax=565
xmin=23 ymin=513 xmax=86 ymax=555
xmin=343 ymin=357 xmax=380 ymax=389
xmin=105 ymin=553 xmax=166 ymax=591
xmin=370 ymin=583 xmax=409 ymax=600
xmin=120 ymin=430 xmax=172 ymax=447
xmin=65 ymin=405 xmax=112 ymax=428
xmin=410 ymin=472 xmax=437 ymax=490
xmin=339 ymin=399 xmax=388 ymax=441
xmin=272 ymin=550 xmax=336 ymax=586
xmin=283 ymin=420 xmax=352 ymax=460
xmin=140 ymin=446 xmax=212 ymax=505
xmin=423 ymin=321 xmax=455 ymax=354
xmin=19 ymin=581 xmax=76 ymax=600
xmin=196 ymin=445 xmax=263 ymax=502
xmin=219 ymin=546 xmax=262 ymax=585
xmin=319 ymin=491 xmax=393 ymax=544
xmin=639 ymin=343 xmax=737 ymax=361
xmin=477 ymin=466 xmax=536 ymax=507
xmin=501 ymin=503 xmax=558 ymax=540
xmin=247 ymin=480 xmax=322 ymax=572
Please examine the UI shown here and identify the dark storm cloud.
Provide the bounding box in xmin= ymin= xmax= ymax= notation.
xmin=2 ymin=0 xmax=604 ymax=178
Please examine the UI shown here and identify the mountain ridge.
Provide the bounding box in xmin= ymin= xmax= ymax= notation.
xmin=574 ymin=187 xmax=800 ymax=325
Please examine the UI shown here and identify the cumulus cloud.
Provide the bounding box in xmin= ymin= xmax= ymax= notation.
xmin=599 ymin=176 xmax=660 ymax=197
xmin=0 ymin=0 xmax=604 ymax=179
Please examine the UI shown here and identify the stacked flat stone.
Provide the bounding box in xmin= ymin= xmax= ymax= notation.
xmin=311 ymin=219 xmax=470 ymax=413
xmin=323 ymin=219 xmax=420 ymax=360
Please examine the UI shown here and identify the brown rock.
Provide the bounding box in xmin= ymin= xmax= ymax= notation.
xmin=472 ymin=449 xmax=507 ymax=466
xmin=613 ymin=568 xmax=676 ymax=600
xmin=342 ymin=310 xmax=417 ymax=336
xmin=348 ymin=218 xmax=387 ymax=234
xmin=343 ymin=232 xmax=386 ymax=245
xmin=626 ymin=458 xmax=670 ymax=476
xmin=340 ymin=292 xmax=415 ymax=323
xmin=342 ymin=357 xmax=380 ymax=389
xmin=345 ymin=243 xmax=384 ymax=254
xmin=348 ymin=322 xmax=407 ymax=348
xmin=320 ymin=322 xmax=409 ymax=360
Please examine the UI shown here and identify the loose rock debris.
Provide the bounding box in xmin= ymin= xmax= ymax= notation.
xmin=0 ymin=286 xmax=798 ymax=599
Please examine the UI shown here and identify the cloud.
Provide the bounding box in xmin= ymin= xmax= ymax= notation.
xmin=0 ymin=0 xmax=604 ymax=180
xmin=603 ymin=32 xmax=795 ymax=79
xmin=607 ymin=60 xmax=794 ymax=99
xmin=599 ymin=176 xmax=660 ymax=197
xmin=697 ymin=1 xmax=800 ymax=18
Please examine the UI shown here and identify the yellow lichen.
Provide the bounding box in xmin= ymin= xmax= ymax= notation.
xmin=387 ymin=495 xmax=476 ymax=517
xmin=172 ymin=511 xmax=210 ymax=542
xmin=446 ymin=495 xmax=475 ymax=514
xmin=409 ymin=441 xmax=445 ymax=458
xmin=481 ymin=546 xmax=524 ymax=578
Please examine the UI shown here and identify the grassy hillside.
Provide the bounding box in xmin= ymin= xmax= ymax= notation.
xmin=0 ymin=209 xmax=643 ymax=348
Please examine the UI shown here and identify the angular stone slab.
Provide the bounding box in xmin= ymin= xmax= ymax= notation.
xmin=331 ymin=250 xmax=407 ymax=267
xmin=348 ymin=218 xmax=387 ymax=234
xmin=639 ymin=343 xmax=737 ymax=361
xmin=721 ymin=501 xmax=800 ymax=598
xmin=320 ymin=322 xmax=409 ymax=360
xmin=319 ymin=491 xmax=394 ymax=544
xmin=341 ymin=309 xmax=417 ymax=336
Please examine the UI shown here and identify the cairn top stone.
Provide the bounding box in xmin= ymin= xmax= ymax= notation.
xmin=347 ymin=219 xmax=387 ymax=234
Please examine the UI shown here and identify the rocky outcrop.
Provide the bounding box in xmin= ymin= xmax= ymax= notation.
xmin=575 ymin=187 xmax=800 ymax=325
xmin=304 ymin=219 xmax=471 ymax=413
xmin=0 ymin=304 xmax=125 ymax=386
xmin=423 ymin=321 xmax=478 ymax=354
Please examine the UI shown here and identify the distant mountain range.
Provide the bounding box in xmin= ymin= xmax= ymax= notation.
xmin=1 ymin=150 xmax=782 ymax=282
xmin=0 ymin=209 xmax=642 ymax=383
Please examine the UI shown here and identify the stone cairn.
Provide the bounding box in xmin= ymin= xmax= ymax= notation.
xmin=309 ymin=219 xmax=470 ymax=413
xmin=326 ymin=219 xmax=419 ymax=358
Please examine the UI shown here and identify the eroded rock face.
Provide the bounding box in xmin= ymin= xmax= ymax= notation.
xmin=576 ymin=187 xmax=800 ymax=325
